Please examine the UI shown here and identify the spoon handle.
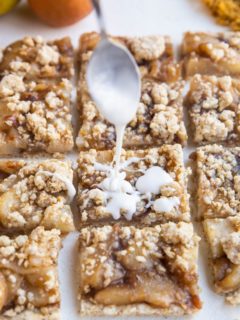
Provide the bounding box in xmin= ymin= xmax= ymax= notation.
xmin=92 ymin=0 xmax=107 ymax=39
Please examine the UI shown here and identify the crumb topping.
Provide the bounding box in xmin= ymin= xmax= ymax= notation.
xmin=187 ymin=75 xmax=240 ymax=144
xmin=0 ymin=74 xmax=25 ymax=97
xmin=36 ymin=45 xmax=60 ymax=65
xmin=129 ymin=36 xmax=166 ymax=62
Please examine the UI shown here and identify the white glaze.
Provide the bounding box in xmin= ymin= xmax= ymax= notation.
xmin=135 ymin=166 xmax=173 ymax=195
xmin=37 ymin=170 xmax=76 ymax=202
xmin=95 ymin=163 xmax=180 ymax=220
xmin=153 ymin=196 xmax=180 ymax=213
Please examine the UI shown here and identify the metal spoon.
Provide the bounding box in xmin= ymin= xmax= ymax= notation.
xmin=86 ymin=0 xmax=141 ymax=125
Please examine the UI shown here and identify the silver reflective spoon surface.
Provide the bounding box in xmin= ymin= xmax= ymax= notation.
xmin=86 ymin=0 xmax=141 ymax=126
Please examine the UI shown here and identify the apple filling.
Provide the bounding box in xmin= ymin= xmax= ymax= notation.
xmin=78 ymin=224 xmax=201 ymax=313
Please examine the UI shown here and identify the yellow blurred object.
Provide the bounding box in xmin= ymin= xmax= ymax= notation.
xmin=204 ymin=0 xmax=240 ymax=30
xmin=0 ymin=0 xmax=19 ymax=16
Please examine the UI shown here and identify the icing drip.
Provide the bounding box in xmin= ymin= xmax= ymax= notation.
xmin=98 ymin=169 xmax=140 ymax=220
xmin=153 ymin=196 xmax=180 ymax=213
xmin=36 ymin=170 xmax=76 ymax=202
xmin=106 ymin=193 xmax=140 ymax=220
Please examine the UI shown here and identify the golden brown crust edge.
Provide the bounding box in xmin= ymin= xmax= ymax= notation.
xmin=0 ymin=307 xmax=60 ymax=320
xmin=79 ymin=299 xmax=197 ymax=316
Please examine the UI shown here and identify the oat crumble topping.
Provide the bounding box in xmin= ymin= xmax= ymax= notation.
xmin=186 ymin=74 xmax=240 ymax=145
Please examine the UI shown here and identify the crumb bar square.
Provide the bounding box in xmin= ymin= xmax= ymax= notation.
xmin=186 ymin=75 xmax=240 ymax=145
xmin=77 ymin=32 xmax=185 ymax=150
xmin=0 ymin=36 xmax=74 ymax=81
xmin=78 ymin=223 xmax=201 ymax=316
xmin=181 ymin=32 xmax=240 ymax=78
xmin=77 ymin=145 xmax=190 ymax=226
xmin=0 ymin=227 xmax=61 ymax=319
xmin=77 ymin=78 xmax=187 ymax=150
xmin=203 ymin=216 xmax=240 ymax=304
xmin=0 ymin=159 xmax=75 ymax=234
xmin=0 ymin=74 xmax=74 ymax=154
xmin=194 ymin=144 xmax=240 ymax=220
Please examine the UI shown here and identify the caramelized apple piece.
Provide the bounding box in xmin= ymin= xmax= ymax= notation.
xmin=0 ymin=189 xmax=20 ymax=228
xmin=94 ymin=274 xmax=178 ymax=307
xmin=0 ymin=272 xmax=8 ymax=311
xmin=26 ymin=267 xmax=58 ymax=307
xmin=5 ymin=272 xmax=23 ymax=307
xmin=81 ymin=259 xmax=105 ymax=290
xmin=219 ymin=60 xmax=240 ymax=75
xmin=41 ymin=204 xmax=75 ymax=232
xmin=216 ymin=264 xmax=240 ymax=293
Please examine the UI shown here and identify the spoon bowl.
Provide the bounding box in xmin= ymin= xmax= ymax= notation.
xmin=86 ymin=38 xmax=141 ymax=125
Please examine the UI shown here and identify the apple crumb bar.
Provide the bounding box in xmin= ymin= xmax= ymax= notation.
xmin=76 ymin=77 xmax=187 ymax=150
xmin=77 ymin=223 xmax=201 ymax=316
xmin=0 ymin=159 xmax=75 ymax=234
xmin=203 ymin=216 xmax=240 ymax=304
xmin=77 ymin=32 xmax=185 ymax=150
xmin=0 ymin=74 xmax=74 ymax=154
xmin=194 ymin=144 xmax=240 ymax=220
xmin=0 ymin=36 xmax=74 ymax=81
xmin=181 ymin=32 xmax=240 ymax=78
xmin=0 ymin=227 xmax=61 ymax=319
xmin=77 ymin=145 xmax=190 ymax=226
xmin=186 ymin=74 xmax=240 ymax=145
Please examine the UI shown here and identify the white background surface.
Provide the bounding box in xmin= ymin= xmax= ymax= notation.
xmin=0 ymin=1 xmax=240 ymax=319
